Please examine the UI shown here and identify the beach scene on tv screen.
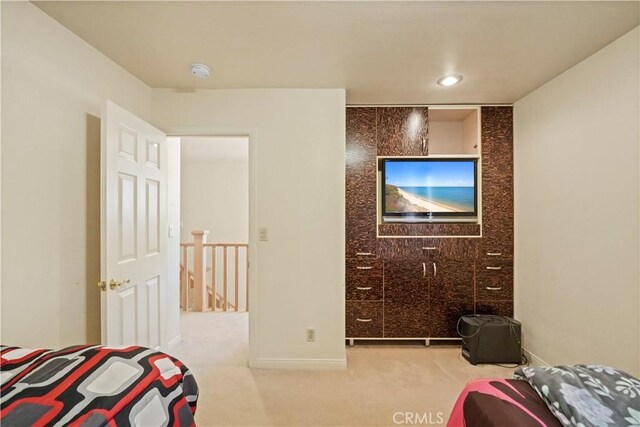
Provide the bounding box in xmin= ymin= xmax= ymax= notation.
xmin=385 ymin=161 xmax=475 ymax=213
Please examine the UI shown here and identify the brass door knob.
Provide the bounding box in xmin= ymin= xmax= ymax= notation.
xmin=97 ymin=281 xmax=107 ymax=292
xmin=109 ymin=279 xmax=131 ymax=290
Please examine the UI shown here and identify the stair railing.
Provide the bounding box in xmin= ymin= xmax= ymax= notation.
xmin=180 ymin=230 xmax=249 ymax=312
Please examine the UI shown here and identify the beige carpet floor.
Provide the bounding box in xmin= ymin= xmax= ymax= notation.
xmin=170 ymin=312 xmax=515 ymax=427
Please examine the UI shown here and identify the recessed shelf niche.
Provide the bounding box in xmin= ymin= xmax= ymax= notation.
xmin=428 ymin=107 xmax=480 ymax=156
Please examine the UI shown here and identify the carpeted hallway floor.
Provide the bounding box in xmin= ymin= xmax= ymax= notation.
xmin=170 ymin=312 xmax=514 ymax=426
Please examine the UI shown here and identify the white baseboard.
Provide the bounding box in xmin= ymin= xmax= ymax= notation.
xmin=251 ymin=357 xmax=347 ymax=370
xmin=168 ymin=335 xmax=182 ymax=351
xmin=523 ymin=347 xmax=550 ymax=366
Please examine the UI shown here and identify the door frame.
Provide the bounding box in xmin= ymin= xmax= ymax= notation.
xmin=168 ymin=128 xmax=258 ymax=367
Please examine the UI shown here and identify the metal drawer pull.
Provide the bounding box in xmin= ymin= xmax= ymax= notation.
xmin=422 ymin=262 xmax=426 ymax=278
xmin=356 ymin=252 xmax=373 ymax=256
xmin=487 ymin=252 xmax=502 ymax=256
xmin=486 ymin=286 xmax=503 ymax=291
xmin=433 ymin=262 xmax=437 ymax=277
xmin=422 ymin=246 xmax=437 ymax=250
xmin=486 ymin=266 xmax=502 ymax=270
xmin=356 ymin=286 xmax=372 ymax=290
xmin=356 ymin=266 xmax=373 ymax=270
xmin=356 ymin=318 xmax=373 ymax=322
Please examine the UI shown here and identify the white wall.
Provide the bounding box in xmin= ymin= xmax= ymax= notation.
xmin=180 ymin=143 xmax=249 ymax=244
xmin=514 ymin=28 xmax=639 ymax=373
xmin=181 ymin=138 xmax=249 ymax=309
xmin=1 ymin=2 xmax=152 ymax=347
xmin=153 ymin=89 xmax=346 ymax=368
xmin=167 ymin=138 xmax=182 ymax=348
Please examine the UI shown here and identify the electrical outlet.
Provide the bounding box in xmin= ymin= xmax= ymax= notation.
xmin=306 ymin=328 xmax=316 ymax=342
xmin=259 ymin=227 xmax=268 ymax=241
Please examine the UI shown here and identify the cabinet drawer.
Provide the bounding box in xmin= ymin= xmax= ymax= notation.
xmin=346 ymin=258 xmax=383 ymax=274
xmin=378 ymin=238 xmax=476 ymax=261
xmin=477 ymin=261 xmax=513 ymax=300
xmin=478 ymin=258 xmax=513 ymax=271
xmin=346 ymin=259 xmax=383 ymax=300
xmin=346 ymin=283 xmax=382 ymax=301
xmin=345 ymin=243 xmax=377 ymax=259
xmin=480 ymin=240 xmax=513 ymax=260
xmin=346 ymin=301 xmax=383 ymax=338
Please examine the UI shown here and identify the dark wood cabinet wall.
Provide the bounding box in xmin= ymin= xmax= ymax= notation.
xmin=345 ymin=106 xmax=514 ymax=340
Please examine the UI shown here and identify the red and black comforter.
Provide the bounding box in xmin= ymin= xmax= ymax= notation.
xmin=0 ymin=345 xmax=198 ymax=426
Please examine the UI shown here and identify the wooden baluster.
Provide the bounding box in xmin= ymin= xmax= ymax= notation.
xmin=181 ymin=245 xmax=189 ymax=310
xmin=211 ymin=245 xmax=217 ymax=312
xmin=234 ymin=245 xmax=239 ymax=312
xmin=223 ymin=246 xmax=228 ymax=311
xmin=192 ymin=230 xmax=209 ymax=312
xmin=245 ymin=246 xmax=250 ymax=312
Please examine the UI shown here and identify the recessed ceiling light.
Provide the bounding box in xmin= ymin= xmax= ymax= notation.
xmin=437 ymin=75 xmax=463 ymax=87
xmin=190 ymin=63 xmax=211 ymax=79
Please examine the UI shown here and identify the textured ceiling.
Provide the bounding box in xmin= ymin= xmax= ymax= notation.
xmin=34 ymin=1 xmax=639 ymax=104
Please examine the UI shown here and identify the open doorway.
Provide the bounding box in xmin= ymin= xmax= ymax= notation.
xmin=169 ymin=135 xmax=250 ymax=366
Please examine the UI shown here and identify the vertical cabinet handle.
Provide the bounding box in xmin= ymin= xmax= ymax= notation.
xmin=422 ymin=262 xmax=426 ymax=278
xmin=421 ymin=137 xmax=428 ymax=154
xmin=433 ymin=262 xmax=437 ymax=277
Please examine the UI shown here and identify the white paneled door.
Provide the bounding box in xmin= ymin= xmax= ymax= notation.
xmin=100 ymin=101 xmax=167 ymax=349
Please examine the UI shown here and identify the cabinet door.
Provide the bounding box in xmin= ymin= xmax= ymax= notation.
xmin=481 ymin=106 xmax=514 ymax=259
xmin=383 ymin=260 xmax=429 ymax=337
xmin=377 ymin=107 xmax=429 ymax=156
xmin=430 ymin=260 xmax=474 ymax=300
xmin=346 ymin=108 xmax=378 ymax=257
xmin=430 ymin=299 xmax=474 ymax=338
xmin=429 ymin=260 xmax=475 ymax=338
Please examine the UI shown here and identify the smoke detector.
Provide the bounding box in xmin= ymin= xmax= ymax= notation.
xmin=190 ymin=63 xmax=211 ymax=79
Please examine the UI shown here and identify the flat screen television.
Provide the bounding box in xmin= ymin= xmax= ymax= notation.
xmin=381 ymin=158 xmax=478 ymax=222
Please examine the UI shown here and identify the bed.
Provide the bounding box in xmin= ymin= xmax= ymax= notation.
xmin=447 ymin=365 xmax=640 ymax=427
xmin=0 ymin=345 xmax=198 ymax=426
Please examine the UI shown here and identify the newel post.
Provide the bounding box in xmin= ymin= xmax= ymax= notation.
xmin=192 ymin=230 xmax=209 ymax=312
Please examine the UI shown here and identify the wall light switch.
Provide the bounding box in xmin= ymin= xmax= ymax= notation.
xmin=168 ymin=224 xmax=175 ymax=238
xmin=307 ymin=328 xmax=316 ymax=342
xmin=259 ymin=227 xmax=268 ymax=241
